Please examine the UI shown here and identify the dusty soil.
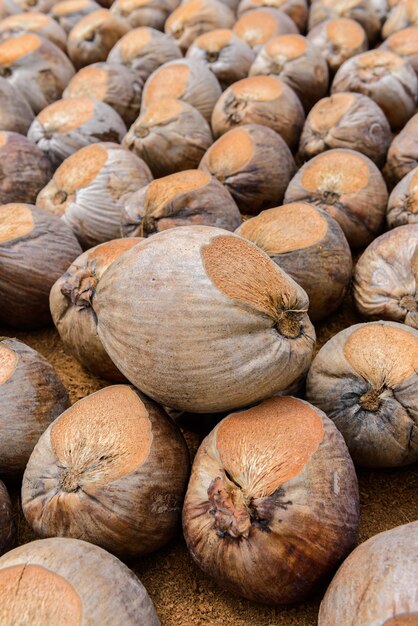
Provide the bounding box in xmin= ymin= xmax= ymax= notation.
xmin=2 ymin=290 xmax=418 ymax=626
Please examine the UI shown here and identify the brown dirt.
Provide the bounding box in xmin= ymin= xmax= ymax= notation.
xmin=1 ymin=285 xmax=417 ymax=626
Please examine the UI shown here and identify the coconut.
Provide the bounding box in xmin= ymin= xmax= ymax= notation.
xmin=387 ymin=166 xmax=418 ymax=228
xmin=307 ymin=18 xmax=368 ymax=74
xmin=50 ymin=0 xmax=101 ymax=33
xmin=382 ymin=0 xmax=418 ymax=38
xmin=384 ymin=113 xmax=418 ymax=186
xmin=237 ymin=0 xmax=308 ymax=32
xmin=110 ymin=0 xmax=176 ymax=30
xmin=0 ymin=12 xmax=67 ymax=49
xmin=233 ymin=8 xmax=299 ymax=51
xmin=308 ymin=0 xmax=387 ymax=44
xmin=0 ymin=76 xmax=33 ymax=133
xmin=381 ymin=27 xmax=418 ymax=74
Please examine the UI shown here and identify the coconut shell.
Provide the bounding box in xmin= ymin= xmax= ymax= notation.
xmin=387 ymin=166 xmax=418 ymax=228
xmin=28 ymin=97 xmax=127 ymax=169
xmin=237 ymin=0 xmax=308 ymax=32
xmin=233 ymin=8 xmax=299 ymax=51
xmin=382 ymin=0 xmax=418 ymax=38
xmin=306 ymin=17 xmax=368 ymax=74
xmin=0 ymin=76 xmax=34 ymax=133
xmin=199 ymin=124 xmax=295 ymax=215
xmin=319 ymin=522 xmax=418 ymax=625
xmin=183 ymin=396 xmax=359 ymax=604
xmin=0 ymin=12 xmax=67 ymax=49
xmin=0 ymin=481 xmax=14 ymax=555
xmin=381 ymin=26 xmax=418 ymax=74
xmin=308 ymin=0 xmax=387 ymax=43
xmin=0 ymin=203 xmax=82 ymax=328
xmin=384 ymin=113 xmax=418 ymax=186
xmin=50 ymin=0 xmax=101 ymax=33
xmin=298 ymin=93 xmax=392 ymax=167
xmin=0 ymin=538 xmax=161 ymax=625
xmin=353 ymin=224 xmax=418 ymax=329
xmin=0 ymin=337 xmax=69 ymax=473
xmin=110 ymin=0 xmax=176 ymax=30
xmin=284 ymin=148 xmax=388 ymax=247
xmin=1 ymin=0 xmax=62 ymax=13
xmin=22 ymin=385 xmax=190 ymax=557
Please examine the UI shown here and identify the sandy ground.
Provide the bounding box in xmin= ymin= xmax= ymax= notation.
xmin=2 ymin=291 xmax=418 ymax=626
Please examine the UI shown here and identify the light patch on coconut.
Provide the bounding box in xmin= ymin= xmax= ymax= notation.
xmin=36 ymin=98 xmax=95 ymax=134
xmin=0 ymin=564 xmax=82 ymax=626
xmin=327 ymin=17 xmax=366 ymax=48
xmin=118 ymin=27 xmax=152 ymax=59
xmin=139 ymin=98 xmax=184 ymax=126
xmin=143 ymin=64 xmax=190 ymax=105
xmin=1 ymin=13 xmax=50 ymax=29
xmin=54 ymin=144 xmax=108 ymax=193
xmin=265 ymin=33 xmax=307 ymax=59
xmin=147 ymin=170 xmax=210 ymax=208
xmin=234 ymin=11 xmax=279 ymax=46
xmin=0 ymin=204 xmax=34 ymax=244
xmin=308 ymin=93 xmax=355 ymax=134
xmin=207 ymin=128 xmax=254 ymax=175
xmin=54 ymin=0 xmax=93 ymax=15
xmin=383 ymin=615 xmax=418 ymax=625
xmin=0 ymin=343 xmax=17 ymax=384
xmin=73 ymin=7 xmax=109 ymax=33
xmin=0 ymin=133 xmax=7 ymax=147
xmin=67 ymin=66 xmax=108 ymax=101
xmin=0 ymin=33 xmax=40 ymax=65
xmin=51 ymin=386 xmax=152 ymax=491
xmin=197 ymin=28 xmax=233 ymax=50
xmin=357 ymin=49 xmax=404 ymax=70
xmin=301 ymin=152 xmax=369 ymax=195
xmin=230 ymin=75 xmax=283 ymax=100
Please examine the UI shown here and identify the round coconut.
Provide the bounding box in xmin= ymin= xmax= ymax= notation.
xmin=387 ymin=166 xmax=418 ymax=228
xmin=50 ymin=0 xmax=101 ymax=33
xmin=0 ymin=12 xmax=67 ymax=49
xmin=384 ymin=112 xmax=418 ymax=187
xmin=308 ymin=0 xmax=387 ymax=44
xmin=382 ymin=0 xmax=418 ymax=39
xmin=233 ymin=8 xmax=299 ymax=51
xmin=110 ymin=0 xmax=175 ymax=30
xmin=237 ymin=0 xmax=308 ymax=32
xmin=381 ymin=26 xmax=418 ymax=74
xmin=307 ymin=18 xmax=368 ymax=74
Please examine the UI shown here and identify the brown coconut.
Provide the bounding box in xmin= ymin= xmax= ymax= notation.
xmin=50 ymin=0 xmax=101 ymax=34
xmin=211 ymin=75 xmax=305 ymax=151
xmin=110 ymin=0 xmax=176 ymax=30
xmin=91 ymin=226 xmax=316 ymax=413
xmin=0 ymin=338 xmax=69 ymax=473
xmin=387 ymin=166 xmax=418 ymax=228
xmin=381 ymin=27 xmax=418 ymax=74
xmin=0 ymin=131 xmax=52 ymax=204
xmin=237 ymin=0 xmax=308 ymax=32
xmin=0 ymin=76 xmax=34 ymax=133
xmin=307 ymin=18 xmax=368 ymax=74
xmin=107 ymin=27 xmax=182 ymax=83
xmin=0 ymin=0 xmax=62 ymax=13
xmin=22 ymin=385 xmax=190 ymax=557
xmin=249 ymin=34 xmax=329 ymax=111
xmin=353 ymin=224 xmax=418 ymax=329
xmin=123 ymin=98 xmax=212 ymax=178
xmin=236 ymin=202 xmax=352 ymax=320
xmin=50 ymin=239 xmax=142 ymax=380
xmin=0 ymin=33 xmax=75 ymax=113
xmin=67 ymin=8 xmax=129 ymax=69
xmin=284 ymin=148 xmax=388 ymax=247
xmin=27 ymin=97 xmax=126 ymax=169
xmin=0 ymin=204 xmax=82 ymax=328
xmin=308 ymin=0 xmax=387 ymax=44
xmin=319 ymin=522 xmax=418 ymax=625
xmin=331 ymin=50 xmax=418 ymax=131
xmin=0 ymin=538 xmax=161 ymax=625
xmin=185 ymin=29 xmax=255 ymax=88
xmin=37 ymin=142 xmax=152 ymax=248
xmin=0 ymin=481 xmax=14 ymax=555
xmin=183 ymin=396 xmax=359 ymax=604
xmin=141 ymin=59 xmax=221 ymax=123
xmin=233 ymin=8 xmax=299 ymax=51
xmin=0 ymin=12 xmax=67 ymax=49
xmin=297 ymin=93 xmax=392 ymax=167
xmin=382 ymin=0 xmax=418 ymax=38
xmin=63 ymin=62 xmax=142 ymax=126
xmin=121 ymin=170 xmax=241 ymax=237
xmin=306 ymin=321 xmax=418 ymax=467
xmin=199 ymin=124 xmax=295 ymax=215
xmin=384 ymin=113 xmax=418 ymax=186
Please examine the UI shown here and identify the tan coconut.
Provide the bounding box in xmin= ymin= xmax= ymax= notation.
xmin=185 ymin=29 xmax=255 ymax=88
xmin=307 ymin=17 xmax=368 ymax=74
xmin=331 ymin=50 xmax=418 ymax=130
xmin=0 ymin=204 xmax=82 ymax=328
xmin=67 ymin=8 xmax=129 ymax=69
xmin=0 ymin=12 xmax=67 ymax=49
xmin=236 ymin=203 xmax=352 ymax=320
xmin=63 ymin=62 xmax=142 ymax=126
xmin=91 ymin=226 xmax=316 ymax=413
xmin=0 ymin=0 xmax=62 ymax=13
xmin=0 ymin=33 xmax=75 ymax=113
xmin=308 ymin=0 xmax=387 ymax=43
xmin=110 ymin=0 xmax=176 ymax=30
xmin=353 ymin=224 xmax=418 ymax=329
xmin=249 ymin=34 xmax=329 ymax=111
xmin=387 ymin=166 xmax=418 ymax=228
xmin=121 ymin=170 xmax=241 ymax=237
xmin=199 ymin=124 xmax=295 ymax=215
xmin=298 ymin=92 xmax=391 ymax=167
xmin=142 ymin=59 xmax=221 ymax=123
xmin=37 ymin=142 xmax=152 ymax=248
xmin=22 ymin=385 xmax=190 ymax=557
xmin=237 ymin=0 xmax=308 ymax=32
xmin=211 ymin=75 xmax=305 ymax=151
xmin=0 ymin=481 xmax=13 ymax=556
xmin=0 ymin=538 xmax=161 ymax=625
xmin=381 ymin=26 xmax=418 ymax=74
xmin=0 ymin=76 xmax=34 ymax=133
xmin=319 ymin=522 xmax=418 ymax=625
xmin=183 ymin=396 xmax=359 ymax=603
xmin=107 ymin=27 xmax=182 ymax=83
xmin=384 ymin=113 xmax=418 ymax=186
xmin=382 ymin=0 xmax=418 ymax=38
xmin=233 ymin=8 xmax=299 ymax=51
xmin=50 ymin=0 xmax=101 ymax=34
xmin=28 ymin=97 xmax=126 ymax=169
xmin=284 ymin=148 xmax=388 ymax=247
xmin=0 ymin=338 xmax=69 ymax=473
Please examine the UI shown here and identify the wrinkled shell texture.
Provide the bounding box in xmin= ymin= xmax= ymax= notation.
xmin=307 ymin=18 xmax=368 ymax=74
xmin=93 ymin=226 xmax=315 ymax=412
xmin=385 ymin=113 xmax=418 ymax=186
xmin=50 ymin=238 xmax=142 ymax=380
xmin=0 ymin=538 xmax=161 ymax=625
xmin=183 ymin=396 xmax=359 ymax=604
xmin=0 ymin=480 xmax=14 ymax=555
xmin=37 ymin=142 xmax=152 ymax=249
xmin=236 ymin=203 xmax=352 ymax=320
xmin=199 ymin=124 xmax=295 ymax=215
xmin=308 ymin=0 xmax=387 ymax=43
xmin=22 ymin=386 xmax=190 ymax=557
xmin=319 ymin=522 xmax=418 ymax=625
xmin=237 ymin=0 xmax=308 ymax=32
xmin=284 ymin=148 xmax=388 ymax=247
xmin=0 ymin=76 xmax=34 ymax=134
xmin=353 ymin=224 xmax=418 ymax=329
xmin=0 ymin=338 xmax=69 ymax=473
xmin=387 ymin=166 xmax=418 ymax=228
xmin=0 ymin=204 xmax=82 ymax=328
xmin=306 ymin=321 xmax=418 ymax=467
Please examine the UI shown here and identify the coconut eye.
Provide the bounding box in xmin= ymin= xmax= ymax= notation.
xmin=54 ymin=190 xmax=68 ymax=204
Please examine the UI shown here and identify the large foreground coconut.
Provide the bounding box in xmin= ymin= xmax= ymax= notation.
xmin=90 ymin=226 xmax=315 ymax=413
xmin=307 ymin=18 xmax=368 ymax=74
xmin=0 ymin=481 xmax=14 ymax=555
xmin=0 ymin=76 xmax=33 ymax=133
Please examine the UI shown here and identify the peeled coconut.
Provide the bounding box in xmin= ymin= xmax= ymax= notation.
xmin=121 ymin=170 xmax=241 ymax=237
xmin=183 ymin=396 xmax=359 ymax=604
xmin=123 ymin=98 xmax=212 ymax=178
xmin=0 ymin=481 xmax=13 ymax=556
xmin=91 ymin=226 xmax=315 ymax=413
xmin=307 ymin=18 xmax=368 ymax=74
xmin=284 ymin=148 xmax=388 ymax=247
xmin=0 ymin=538 xmax=161 ymax=625
xmin=50 ymin=0 xmax=101 ymax=33
xmin=387 ymin=166 xmax=418 ymax=228
xmin=0 ymin=12 xmax=67 ymax=49
xmin=110 ymin=0 xmax=176 ymax=30
xmin=384 ymin=113 xmax=418 ymax=186
xmin=28 ymin=97 xmax=127 ymax=169
xmin=37 ymin=142 xmax=152 ymax=249
xmin=22 ymin=385 xmax=190 ymax=557
xmin=233 ymin=8 xmax=299 ymax=51
xmin=236 ymin=202 xmax=352 ymax=320
xmin=0 ymin=76 xmax=33 ymax=133
xmin=0 ymin=204 xmax=82 ymax=328
xmin=308 ymin=0 xmax=387 ymax=44
xmin=382 ymin=0 xmax=418 ymax=38
xmin=199 ymin=124 xmax=295 ymax=215
xmin=0 ymin=337 xmax=69 ymax=473
xmin=237 ymin=0 xmax=308 ymax=32
xmin=381 ymin=27 xmax=418 ymax=74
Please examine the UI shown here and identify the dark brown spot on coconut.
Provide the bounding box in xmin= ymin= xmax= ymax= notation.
xmin=0 ymin=343 xmax=17 ymax=384
xmin=0 ymin=204 xmax=35 ymax=244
